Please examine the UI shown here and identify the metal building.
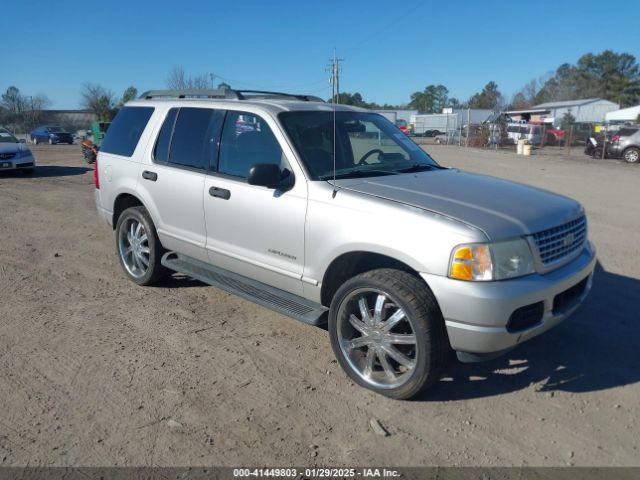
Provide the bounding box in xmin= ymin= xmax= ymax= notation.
xmin=505 ymin=98 xmax=619 ymax=126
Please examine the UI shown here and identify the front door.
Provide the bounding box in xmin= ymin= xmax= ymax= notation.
xmin=203 ymin=110 xmax=307 ymax=296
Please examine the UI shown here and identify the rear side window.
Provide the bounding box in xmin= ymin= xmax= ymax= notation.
xmin=618 ymin=128 xmax=638 ymax=137
xmin=101 ymin=107 xmax=154 ymax=157
xmin=153 ymin=108 xmax=178 ymax=163
xmin=156 ymin=107 xmax=223 ymax=170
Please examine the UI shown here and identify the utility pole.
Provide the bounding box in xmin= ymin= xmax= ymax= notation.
xmin=326 ymin=49 xmax=344 ymax=103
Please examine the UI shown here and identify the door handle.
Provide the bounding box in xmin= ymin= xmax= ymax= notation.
xmin=142 ymin=170 xmax=157 ymax=181
xmin=209 ymin=186 xmax=231 ymax=200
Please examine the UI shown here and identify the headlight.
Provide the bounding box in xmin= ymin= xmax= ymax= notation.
xmin=449 ymin=238 xmax=535 ymax=281
xmin=20 ymin=149 xmax=33 ymax=158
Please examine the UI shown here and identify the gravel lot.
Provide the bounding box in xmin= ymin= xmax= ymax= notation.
xmin=0 ymin=144 xmax=638 ymax=467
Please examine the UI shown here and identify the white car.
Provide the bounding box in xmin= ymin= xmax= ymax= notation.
xmin=0 ymin=128 xmax=36 ymax=173
xmin=94 ymin=89 xmax=595 ymax=399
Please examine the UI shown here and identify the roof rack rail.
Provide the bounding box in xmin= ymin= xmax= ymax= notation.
xmin=139 ymin=89 xmax=237 ymax=99
xmin=234 ymin=90 xmax=325 ymax=102
xmin=138 ymin=88 xmax=324 ymax=103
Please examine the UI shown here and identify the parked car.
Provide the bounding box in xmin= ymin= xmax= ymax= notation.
xmin=607 ymin=126 xmax=640 ymax=163
xmin=30 ymin=125 xmax=74 ymax=145
xmin=0 ymin=127 xmax=36 ymax=173
xmin=395 ymin=119 xmax=412 ymax=136
xmin=95 ymin=89 xmax=596 ymax=400
xmin=545 ymin=127 xmax=565 ymax=146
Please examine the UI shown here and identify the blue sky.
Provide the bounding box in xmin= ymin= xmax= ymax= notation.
xmin=4 ymin=0 xmax=640 ymax=108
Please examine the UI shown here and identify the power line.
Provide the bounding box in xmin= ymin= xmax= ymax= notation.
xmin=326 ymin=49 xmax=344 ymax=103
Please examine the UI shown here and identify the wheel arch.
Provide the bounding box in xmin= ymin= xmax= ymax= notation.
xmin=112 ymin=193 xmax=148 ymax=230
xmin=320 ymin=250 xmax=429 ymax=307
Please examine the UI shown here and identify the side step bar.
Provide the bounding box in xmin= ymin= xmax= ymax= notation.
xmin=161 ymin=252 xmax=328 ymax=326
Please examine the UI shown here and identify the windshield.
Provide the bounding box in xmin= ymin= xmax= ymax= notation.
xmin=279 ymin=111 xmax=439 ymax=180
xmin=0 ymin=130 xmax=18 ymax=143
xmin=49 ymin=126 xmax=65 ymax=133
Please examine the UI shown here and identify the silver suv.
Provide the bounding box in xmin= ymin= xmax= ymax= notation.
xmin=94 ymin=89 xmax=596 ymax=399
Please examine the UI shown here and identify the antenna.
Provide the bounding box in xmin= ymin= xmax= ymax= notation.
xmin=327 ymin=48 xmax=344 ymax=197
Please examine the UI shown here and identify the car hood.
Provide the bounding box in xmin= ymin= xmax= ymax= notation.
xmin=0 ymin=143 xmax=20 ymax=153
xmin=333 ymin=169 xmax=583 ymax=240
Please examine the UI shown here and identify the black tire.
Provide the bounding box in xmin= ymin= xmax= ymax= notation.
xmin=623 ymin=147 xmax=640 ymax=164
xmin=328 ymin=268 xmax=449 ymax=400
xmin=32 ymin=137 xmax=38 ymax=145
xmin=115 ymin=206 xmax=169 ymax=286
xmin=592 ymin=147 xmax=604 ymax=159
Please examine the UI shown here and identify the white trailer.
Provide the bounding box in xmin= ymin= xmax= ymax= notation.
xmin=372 ymin=110 xmax=397 ymax=124
xmin=410 ymin=113 xmax=458 ymax=137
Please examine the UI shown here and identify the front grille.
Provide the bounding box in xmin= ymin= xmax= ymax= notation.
xmin=532 ymin=216 xmax=587 ymax=266
xmin=507 ymin=302 xmax=544 ymax=332
xmin=0 ymin=152 xmax=16 ymax=160
xmin=553 ymin=277 xmax=588 ymax=315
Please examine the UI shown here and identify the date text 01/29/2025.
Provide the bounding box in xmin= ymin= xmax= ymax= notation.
xmin=232 ymin=468 xmax=400 ymax=478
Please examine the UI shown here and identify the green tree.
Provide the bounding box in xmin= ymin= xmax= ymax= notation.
xmin=560 ymin=111 xmax=576 ymax=131
xmin=468 ymin=81 xmax=504 ymax=109
xmin=119 ymin=86 xmax=138 ymax=106
xmin=535 ymin=51 xmax=640 ymax=106
xmin=408 ymin=84 xmax=449 ymax=113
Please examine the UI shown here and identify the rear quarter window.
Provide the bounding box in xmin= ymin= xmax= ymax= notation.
xmin=100 ymin=106 xmax=154 ymax=157
xmin=618 ymin=128 xmax=639 ymax=137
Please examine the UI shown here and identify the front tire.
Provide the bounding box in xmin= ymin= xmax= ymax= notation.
xmin=115 ymin=206 xmax=169 ymax=286
xmin=328 ymin=269 xmax=448 ymax=400
xmin=623 ymin=147 xmax=640 ymax=164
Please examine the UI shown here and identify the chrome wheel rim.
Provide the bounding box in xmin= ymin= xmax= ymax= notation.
xmin=337 ymin=288 xmax=417 ymax=389
xmin=118 ymin=217 xmax=150 ymax=278
xmin=626 ymin=150 xmax=639 ymax=163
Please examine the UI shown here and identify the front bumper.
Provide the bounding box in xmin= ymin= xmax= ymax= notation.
xmin=0 ymin=157 xmax=36 ymax=171
xmin=421 ymin=242 xmax=596 ymax=355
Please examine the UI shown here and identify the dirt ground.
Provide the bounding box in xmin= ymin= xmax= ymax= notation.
xmin=0 ymin=144 xmax=638 ymax=467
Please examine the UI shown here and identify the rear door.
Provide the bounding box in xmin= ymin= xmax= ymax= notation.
xmin=203 ymin=110 xmax=307 ymax=295
xmin=138 ymin=107 xmax=224 ymax=262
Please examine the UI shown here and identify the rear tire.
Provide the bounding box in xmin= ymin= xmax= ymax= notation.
xmin=328 ymin=268 xmax=448 ymax=400
xmin=623 ymin=147 xmax=640 ymax=164
xmin=32 ymin=137 xmax=38 ymax=145
xmin=115 ymin=206 xmax=169 ymax=286
xmin=592 ymin=147 xmax=604 ymax=159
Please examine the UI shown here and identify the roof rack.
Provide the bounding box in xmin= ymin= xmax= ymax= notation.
xmin=138 ymin=88 xmax=324 ymax=102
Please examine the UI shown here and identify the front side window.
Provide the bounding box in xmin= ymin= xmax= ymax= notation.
xmin=218 ymin=111 xmax=285 ymax=179
xmin=279 ymin=111 xmax=439 ymax=180
xmin=101 ymin=107 xmax=154 ymax=157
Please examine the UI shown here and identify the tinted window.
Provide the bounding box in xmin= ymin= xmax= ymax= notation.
xmin=153 ymin=108 xmax=178 ymax=163
xmin=618 ymin=128 xmax=638 ymax=137
xmin=168 ymin=108 xmax=223 ymax=170
xmin=279 ymin=111 xmax=438 ymax=180
xmin=218 ymin=111 xmax=284 ymax=178
xmin=101 ymin=107 xmax=154 ymax=157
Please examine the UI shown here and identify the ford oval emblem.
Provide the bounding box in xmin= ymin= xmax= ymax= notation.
xmin=563 ymin=233 xmax=576 ymax=247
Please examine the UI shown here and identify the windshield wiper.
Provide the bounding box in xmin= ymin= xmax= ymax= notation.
xmin=323 ymin=169 xmax=399 ymax=180
xmin=398 ymin=163 xmax=440 ymax=173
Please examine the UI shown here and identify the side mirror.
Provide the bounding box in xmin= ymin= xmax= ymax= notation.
xmin=247 ymin=163 xmax=282 ymax=188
